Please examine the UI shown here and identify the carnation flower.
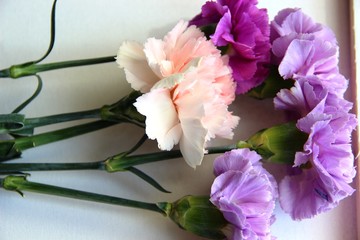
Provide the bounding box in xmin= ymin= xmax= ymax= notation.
xmin=271 ymin=8 xmax=349 ymax=99
xmin=210 ymin=149 xmax=277 ymax=239
xmin=190 ymin=0 xmax=271 ymax=94
xmin=278 ymin=39 xmax=339 ymax=80
xmin=271 ymin=8 xmax=337 ymax=64
xmin=116 ymin=20 xmax=239 ymax=168
xmin=274 ymin=79 xmax=357 ymax=220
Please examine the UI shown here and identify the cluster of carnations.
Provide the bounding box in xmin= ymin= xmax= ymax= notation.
xmin=0 ymin=1 xmax=357 ymax=239
xmin=116 ymin=1 xmax=357 ymax=238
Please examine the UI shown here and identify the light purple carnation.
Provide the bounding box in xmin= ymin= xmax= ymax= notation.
xmin=271 ymin=8 xmax=337 ymax=64
xmin=210 ymin=149 xmax=277 ymax=239
xmin=274 ymin=78 xmax=352 ymax=120
xmin=274 ymin=79 xmax=327 ymax=120
xmin=271 ymin=8 xmax=344 ymax=95
xmin=274 ymin=79 xmax=357 ymax=220
xmin=278 ymin=39 xmax=339 ymax=80
xmin=190 ymin=0 xmax=271 ymax=94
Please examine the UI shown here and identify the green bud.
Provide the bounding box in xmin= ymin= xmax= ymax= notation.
xmin=168 ymin=195 xmax=228 ymax=240
xmin=238 ymin=122 xmax=308 ymax=164
xmin=2 ymin=175 xmax=25 ymax=190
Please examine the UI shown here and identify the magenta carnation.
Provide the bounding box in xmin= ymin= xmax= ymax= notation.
xmin=190 ymin=0 xmax=271 ymax=94
xmin=274 ymin=79 xmax=357 ymax=220
xmin=211 ymin=149 xmax=277 ymax=239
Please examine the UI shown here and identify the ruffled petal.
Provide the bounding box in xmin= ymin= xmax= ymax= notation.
xmin=116 ymin=41 xmax=159 ymax=93
xmin=134 ymin=89 xmax=181 ymax=150
xmin=179 ymin=117 xmax=207 ymax=168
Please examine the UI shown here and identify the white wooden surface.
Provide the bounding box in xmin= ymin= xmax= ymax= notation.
xmin=0 ymin=1 xmax=357 ymax=239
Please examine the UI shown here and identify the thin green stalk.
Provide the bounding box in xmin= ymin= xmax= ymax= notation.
xmin=0 ymin=68 xmax=10 ymax=78
xmin=0 ymin=56 xmax=115 ymax=79
xmin=105 ymin=145 xmax=238 ymax=171
xmin=0 ymin=108 xmax=101 ymax=136
xmin=0 ymin=175 xmax=168 ymax=215
xmin=14 ymin=121 xmax=115 ymax=151
xmin=12 ymin=75 xmax=43 ymax=114
xmin=1 ymin=91 xmax=145 ymax=136
xmin=33 ymin=0 xmax=58 ymax=64
xmin=0 ymin=145 xmax=238 ymax=172
xmin=0 ymin=160 xmax=170 ymax=193
xmin=0 ymin=162 xmax=104 ymax=172
xmin=22 ymin=108 xmax=101 ymax=130
xmin=0 ymin=175 xmax=228 ymax=239
xmin=0 ymin=120 xmax=117 ymax=161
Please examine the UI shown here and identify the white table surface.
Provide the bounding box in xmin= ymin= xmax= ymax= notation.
xmin=0 ymin=1 xmax=357 ymax=239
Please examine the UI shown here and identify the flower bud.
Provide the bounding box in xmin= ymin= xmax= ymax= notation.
xmin=167 ymin=195 xmax=228 ymax=240
xmin=238 ymin=122 xmax=308 ymax=164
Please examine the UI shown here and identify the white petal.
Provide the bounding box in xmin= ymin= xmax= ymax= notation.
xmin=179 ymin=117 xmax=207 ymax=168
xmin=116 ymin=41 xmax=159 ymax=92
xmin=134 ymin=89 xmax=181 ymax=150
xmin=144 ymin=38 xmax=168 ymax=77
xmin=152 ymin=73 xmax=184 ymax=90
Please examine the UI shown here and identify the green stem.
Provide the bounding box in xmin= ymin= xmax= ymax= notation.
xmin=0 ymin=162 xmax=104 ymax=172
xmin=23 ymin=108 xmax=101 ymax=130
xmin=104 ymin=145 xmax=238 ymax=172
xmin=1 ymin=176 xmax=228 ymax=239
xmin=0 ymin=175 xmax=168 ymax=215
xmin=15 ymin=121 xmax=115 ymax=151
xmin=1 ymin=91 xmax=145 ymax=135
xmin=0 ymin=120 xmax=117 ymax=161
xmin=0 ymin=56 xmax=115 ymax=79
xmin=1 ymin=109 xmax=101 ymax=136
xmin=0 ymin=68 xmax=10 ymax=78
xmin=0 ymin=144 xmax=238 ymax=172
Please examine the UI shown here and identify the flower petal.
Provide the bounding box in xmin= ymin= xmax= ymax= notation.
xmin=179 ymin=117 xmax=207 ymax=168
xmin=134 ymin=89 xmax=181 ymax=150
xmin=116 ymin=41 xmax=159 ymax=93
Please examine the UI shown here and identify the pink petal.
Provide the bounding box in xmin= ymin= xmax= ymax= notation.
xmin=143 ymin=38 xmax=168 ymax=77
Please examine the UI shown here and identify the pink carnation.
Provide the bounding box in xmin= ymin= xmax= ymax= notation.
xmin=116 ymin=20 xmax=239 ymax=167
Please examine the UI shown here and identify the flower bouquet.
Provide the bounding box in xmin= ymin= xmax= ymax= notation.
xmin=0 ymin=0 xmax=358 ymax=239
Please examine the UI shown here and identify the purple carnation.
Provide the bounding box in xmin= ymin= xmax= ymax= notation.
xmin=271 ymin=8 xmax=337 ymax=64
xmin=278 ymin=39 xmax=339 ymax=80
xmin=210 ymin=149 xmax=277 ymax=239
xmin=274 ymin=79 xmax=327 ymax=120
xmin=274 ymin=78 xmax=352 ymax=120
xmin=274 ymin=79 xmax=357 ymax=220
xmin=190 ymin=0 xmax=271 ymax=94
xmin=271 ymin=8 xmax=344 ymax=95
